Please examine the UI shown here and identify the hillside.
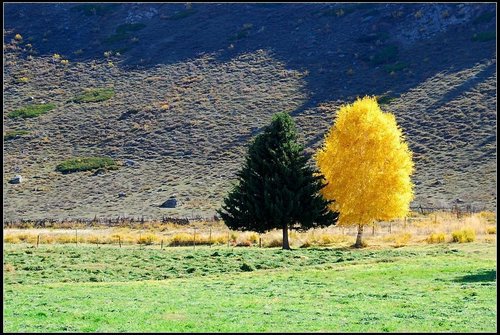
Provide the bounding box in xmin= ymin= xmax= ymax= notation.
xmin=3 ymin=3 xmax=497 ymax=221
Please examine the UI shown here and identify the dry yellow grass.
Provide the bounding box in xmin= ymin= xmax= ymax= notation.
xmin=426 ymin=232 xmax=446 ymax=244
xmin=383 ymin=232 xmax=413 ymax=248
xmin=3 ymin=211 xmax=496 ymax=248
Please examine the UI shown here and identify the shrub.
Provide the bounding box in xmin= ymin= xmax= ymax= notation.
xmin=377 ymin=95 xmax=396 ymax=105
xmin=4 ymin=130 xmax=30 ymax=140
xmin=85 ymin=235 xmax=115 ymax=244
xmin=478 ymin=211 xmax=496 ymax=223
xmin=16 ymin=233 xmax=37 ymax=243
xmin=300 ymin=241 xmax=312 ymax=248
xmin=394 ymin=233 xmax=412 ymax=247
xmin=8 ymin=103 xmax=56 ymax=118
xmin=385 ymin=62 xmax=407 ymax=73
xmin=371 ymin=45 xmax=398 ymax=65
xmin=4 ymin=235 xmax=20 ymax=244
xmin=56 ymin=234 xmax=77 ymax=244
xmin=248 ymin=233 xmax=259 ymax=244
xmin=452 ymin=229 xmax=476 ymax=243
xmin=71 ymin=88 xmax=114 ymax=103
xmin=169 ymin=233 xmax=194 ymax=246
xmin=211 ymin=234 xmax=227 ymax=245
xmin=356 ymin=32 xmax=389 ymax=43
xmin=137 ymin=233 xmax=157 ymax=245
xmin=426 ymin=232 xmax=446 ymax=244
xmin=236 ymin=240 xmax=252 ymax=247
xmin=384 ymin=233 xmax=412 ymax=247
xmin=240 ymin=263 xmax=254 ymax=271
xmin=229 ymin=24 xmax=253 ymax=41
xmin=472 ymin=31 xmax=496 ymax=42
xmin=116 ymin=23 xmax=146 ymax=34
xmin=486 ymin=227 xmax=496 ymax=235
xmin=264 ymin=238 xmax=283 ymax=248
xmin=42 ymin=235 xmax=56 ymax=244
xmin=318 ymin=234 xmax=350 ymax=245
xmin=55 ymin=157 xmax=117 ymax=174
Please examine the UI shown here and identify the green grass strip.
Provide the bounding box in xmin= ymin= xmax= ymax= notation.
xmin=8 ymin=103 xmax=56 ymax=119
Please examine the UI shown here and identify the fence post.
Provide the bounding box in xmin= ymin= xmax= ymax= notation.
xmin=259 ymin=237 xmax=262 ymax=248
xmin=75 ymin=229 xmax=78 ymax=245
xmin=209 ymin=228 xmax=212 ymax=248
xmin=37 ymin=234 xmax=40 ymax=248
xmin=161 ymin=239 xmax=163 ymax=250
xmin=227 ymin=232 xmax=230 ymax=248
xmin=193 ymin=228 xmax=196 ymax=250
xmin=389 ymin=222 xmax=392 ymax=234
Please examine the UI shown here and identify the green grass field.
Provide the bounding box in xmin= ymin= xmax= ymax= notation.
xmin=3 ymin=242 xmax=496 ymax=332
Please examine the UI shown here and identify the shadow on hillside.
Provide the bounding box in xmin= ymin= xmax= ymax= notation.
xmin=4 ymin=3 xmax=496 ymax=117
xmin=453 ymin=269 xmax=496 ymax=283
xmin=429 ymin=62 xmax=496 ymax=112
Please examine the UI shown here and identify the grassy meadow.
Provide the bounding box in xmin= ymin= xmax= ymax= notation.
xmin=3 ymin=211 xmax=497 ymax=332
xmin=3 ymin=242 xmax=496 ymax=332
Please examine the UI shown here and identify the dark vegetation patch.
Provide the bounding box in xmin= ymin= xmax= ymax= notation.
xmin=371 ymin=45 xmax=399 ymax=65
xmin=377 ymin=95 xmax=397 ymax=105
xmin=472 ymin=31 xmax=496 ymax=42
xmin=4 ymin=130 xmax=30 ymax=140
xmin=71 ymin=88 xmax=115 ymax=103
xmin=55 ymin=157 xmax=118 ymax=174
xmin=8 ymin=103 xmax=56 ymax=119
xmin=385 ymin=62 xmax=408 ymax=73
xmin=229 ymin=24 xmax=253 ymax=41
xmin=356 ymin=32 xmax=390 ymax=44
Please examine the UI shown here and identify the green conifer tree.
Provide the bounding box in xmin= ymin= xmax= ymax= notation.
xmin=218 ymin=112 xmax=338 ymax=249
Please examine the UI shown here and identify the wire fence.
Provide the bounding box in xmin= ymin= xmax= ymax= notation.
xmin=3 ymin=203 xmax=490 ymax=229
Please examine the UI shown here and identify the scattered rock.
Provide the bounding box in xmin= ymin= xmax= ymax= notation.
xmin=118 ymin=192 xmax=127 ymax=198
xmin=454 ymin=198 xmax=465 ymax=203
xmin=431 ymin=180 xmax=444 ymax=186
xmin=160 ymin=196 xmax=177 ymax=208
xmin=93 ymin=168 xmax=106 ymax=176
xmin=124 ymin=159 xmax=137 ymax=167
xmin=9 ymin=175 xmax=22 ymax=184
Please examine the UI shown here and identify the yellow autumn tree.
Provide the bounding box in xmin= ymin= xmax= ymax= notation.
xmin=315 ymin=96 xmax=414 ymax=247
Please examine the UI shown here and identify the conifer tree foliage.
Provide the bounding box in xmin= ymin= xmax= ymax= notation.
xmin=218 ymin=112 xmax=338 ymax=250
xmin=315 ymin=96 xmax=414 ymax=248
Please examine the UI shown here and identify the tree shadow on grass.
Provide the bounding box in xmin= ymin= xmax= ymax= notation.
xmin=454 ymin=270 xmax=496 ymax=283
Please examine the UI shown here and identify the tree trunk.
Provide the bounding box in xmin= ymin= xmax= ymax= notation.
xmin=354 ymin=224 xmax=364 ymax=248
xmin=282 ymin=223 xmax=290 ymax=250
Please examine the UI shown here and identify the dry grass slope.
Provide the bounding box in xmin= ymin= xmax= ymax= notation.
xmin=3 ymin=4 xmax=497 ymax=221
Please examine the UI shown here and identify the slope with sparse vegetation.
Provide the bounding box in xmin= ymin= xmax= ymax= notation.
xmin=3 ymin=3 xmax=496 ymax=221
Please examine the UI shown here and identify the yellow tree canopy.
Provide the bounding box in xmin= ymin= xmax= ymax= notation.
xmin=315 ymin=96 xmax=414 ymax=226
